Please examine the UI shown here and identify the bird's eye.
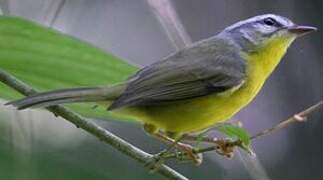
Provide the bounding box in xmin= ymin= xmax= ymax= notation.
xmin=263 ymin=17 xmax=277 ymax=26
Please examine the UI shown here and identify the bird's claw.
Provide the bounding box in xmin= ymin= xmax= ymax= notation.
xmin=145 ymin=151 xmax=167 ymax=172
xmin=176 ymin=143 xmax=203 ymax=166
xmin=214 ymin=139 xmax=236 ymax=159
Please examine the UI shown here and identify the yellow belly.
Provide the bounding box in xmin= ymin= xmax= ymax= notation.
xmin=111 ymin=37 xmax=294 ymax=133
xmin=113 ymin=76 xmax=261 ymax=133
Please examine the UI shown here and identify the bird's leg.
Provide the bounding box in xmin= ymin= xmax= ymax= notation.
xmin=143 ymin=124 xmax=202 ymax=166
xmin=156 ymin=132 xmax=203 ymax=164
xmin=182 ymin=133 xmax=217 ymax=144
xmin=143 ymin=124 xmax=173 ymax=170
xmin=182 ymin=134 xmax=236 ymax=159
xmin=154 ymin=132 xmax=203 ymax=165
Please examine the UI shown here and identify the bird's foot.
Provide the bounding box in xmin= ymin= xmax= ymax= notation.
xmin=146 ymin=142 xmax=203 ymax=172
xmin=143 ymin=124 xmax=203 ymax=166
xmin=145 ymin=150 xmax=168 ymax=172
xmin=182 ymin=134 xmax=237 ymax=159
xmin=212 ymin=138 xmax=235 ymax=159
xmin=173 ymin=142 xmax=203 ymax=165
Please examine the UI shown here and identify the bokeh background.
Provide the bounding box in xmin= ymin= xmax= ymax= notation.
xmin=0 ymin=0 xmax=322 ymax=179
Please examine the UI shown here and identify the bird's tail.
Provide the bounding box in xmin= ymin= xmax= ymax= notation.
xmin=6 ymin=83 xmax=126 ymax=110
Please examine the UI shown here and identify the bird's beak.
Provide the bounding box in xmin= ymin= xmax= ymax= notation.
xmin=288 ymin=25 xmax=317 ymax=36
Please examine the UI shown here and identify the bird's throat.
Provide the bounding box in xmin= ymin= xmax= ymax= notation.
xmin=244 ymin=37 xmax=295 ymax=88
xmin=239 ymin=38 xmax=294 ymax=99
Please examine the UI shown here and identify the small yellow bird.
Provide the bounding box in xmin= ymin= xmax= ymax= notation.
xmin=8 ymin=14 xmax=316 ymax=144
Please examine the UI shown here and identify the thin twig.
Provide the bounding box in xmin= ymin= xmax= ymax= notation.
xmin=165 ymin=100 xmax=323 ymax=159
xmin=0 ymin=69 xmax=188 ymax=180
xmin=146 ymin=3 xmax=270 ymax=179
xmin=251 ymin=101 xmax=323 ymax=140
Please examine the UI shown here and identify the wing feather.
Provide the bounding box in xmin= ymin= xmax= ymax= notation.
xmin=109 ymin=37 xmax=246 ymax=110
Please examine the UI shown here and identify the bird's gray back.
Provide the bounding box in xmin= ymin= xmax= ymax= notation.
xmin=108 ymin=36 xmax=246 ymax=110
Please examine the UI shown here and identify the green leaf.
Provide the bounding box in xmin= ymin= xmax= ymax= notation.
xmin=217 ymin=123 xmax=251 ymax=146
xmin=0 ymin=16 xmax=139 ymax=120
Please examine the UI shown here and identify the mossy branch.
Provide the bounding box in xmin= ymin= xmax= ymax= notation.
xmin=0 ymin=69 xmax=188 ymax=180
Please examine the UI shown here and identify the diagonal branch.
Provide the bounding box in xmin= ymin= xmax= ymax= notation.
xmin=0 ymin=69 xmax=188 ymax=180
xmin=164 ymin=100 xmax=323 ymax=159
xmin=146 ymin=1 xmax=270 ymax=179
xmin=251 ymin=101 xmax=323 ymax=140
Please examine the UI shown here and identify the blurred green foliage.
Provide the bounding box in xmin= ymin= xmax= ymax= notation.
xmin=0 ymin=16 xmax=138 ymax=120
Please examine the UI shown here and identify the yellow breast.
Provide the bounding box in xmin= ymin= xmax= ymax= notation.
xmin=112 ymin=37 xmax=295 ymax=133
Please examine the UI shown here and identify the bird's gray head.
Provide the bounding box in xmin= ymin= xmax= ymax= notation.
xmin=219 ymin=14 xmax=317 ymax=52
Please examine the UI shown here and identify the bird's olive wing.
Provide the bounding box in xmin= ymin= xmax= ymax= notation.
xmin=108 ymin=38 xmax=246 ymax=110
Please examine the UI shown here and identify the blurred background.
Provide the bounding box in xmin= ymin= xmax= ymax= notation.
xmin=0 ymin=0 xmax=322 ymax=179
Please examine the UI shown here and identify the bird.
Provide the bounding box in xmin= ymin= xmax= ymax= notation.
xmin=7 ymin=14 xmax=316 ymax=157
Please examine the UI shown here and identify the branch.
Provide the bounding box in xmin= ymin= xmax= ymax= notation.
xmin=251 ymin=101 xmax=323 ymax=140
xmin=165 ymin=100 xmax=323 ymax=159
xmin=0 ymin=69 xmax=188 ymax=180
xmin=146 ymin=2 xmax=270 ymax=179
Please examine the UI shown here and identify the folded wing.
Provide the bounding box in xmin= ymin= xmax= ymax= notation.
xmin=108 ymin=38 xmax=246 ymax=110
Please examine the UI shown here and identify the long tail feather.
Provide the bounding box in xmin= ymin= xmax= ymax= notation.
xmin=6 ymin=84 xmax=125 ymax=110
